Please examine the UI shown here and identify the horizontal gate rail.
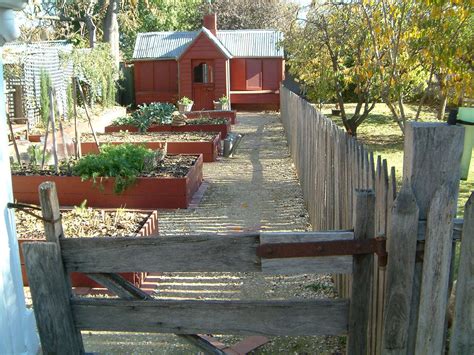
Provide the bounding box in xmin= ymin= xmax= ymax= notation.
xmin=58 ymin=231 xmax=356 ymax=274
xmin=71 ymin=298 xmax=349 ymax=336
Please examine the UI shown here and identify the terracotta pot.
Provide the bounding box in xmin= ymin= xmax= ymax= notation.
xmin=18 ymin=210 xmax=158 ymax=288
xmin=28 ymin=134 xmax=43 ymax=143
xmin=12 ymin=154 xmax=204 ymax=209
xmin=105 ymin=120 xmax=231 ymax=140
xmin=81 ymin=134 xmax=220 ymax=162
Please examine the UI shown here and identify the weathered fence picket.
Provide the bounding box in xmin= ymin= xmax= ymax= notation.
xmin=450 ymin=194 xmax=474 ymax=354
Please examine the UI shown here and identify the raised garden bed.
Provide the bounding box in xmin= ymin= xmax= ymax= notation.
xmin=12 ymin=154 xmax=203 ymax=209
xmin=81 ymin=132 xmax=220 ymax=162
xmin=105 ymin=118 xmax=231 ymax=140
xmin=183 ymin=110 xmax=237 ymax=124
xmin=16 ymin=208 xmax=158 ymax=288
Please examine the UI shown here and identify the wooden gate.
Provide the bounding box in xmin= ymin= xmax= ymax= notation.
xmin=24 ymin=182 xmax=381 ymax=354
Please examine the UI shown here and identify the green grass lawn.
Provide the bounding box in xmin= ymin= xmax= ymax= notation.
xmin=320 ymin=103 xmax=474 ymax=217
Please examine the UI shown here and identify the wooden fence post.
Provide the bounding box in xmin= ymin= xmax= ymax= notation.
xmin=348 ymin=189 xmax=375 ymax=355
xmin=382 ymin=181 xmax=419 ymax=354
xmin=449 ymin=193 xmax=474 ymax=354
xmin=402 ymin=122 xmax=464 ymax=354
xmin=22 ymin=181 xmax=84 ymax=353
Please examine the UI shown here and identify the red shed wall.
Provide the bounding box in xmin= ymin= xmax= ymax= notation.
xmin=134 ymin=60 xmax=178 ymax=105
xmin=179 ymin=32 xmax=228 ymax=101
xmin=230 ymin=58 xmax=284 ymax=110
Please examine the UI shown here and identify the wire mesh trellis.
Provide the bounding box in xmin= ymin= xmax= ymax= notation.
xmin=3 ymin=41 xmax=73 ymax=130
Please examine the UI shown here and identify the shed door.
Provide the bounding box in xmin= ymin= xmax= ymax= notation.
xmin=192 ymin=60 xmax=215 ymax=110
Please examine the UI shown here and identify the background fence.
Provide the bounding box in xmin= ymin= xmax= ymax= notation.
xmin=280 ymin=85 xmax=471 ymax=354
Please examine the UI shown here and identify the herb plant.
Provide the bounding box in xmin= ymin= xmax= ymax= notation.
xmin=72 ymin=144 xmax=155 ymax=193
xmin=178 ymin=96 xmax=193 ymax=105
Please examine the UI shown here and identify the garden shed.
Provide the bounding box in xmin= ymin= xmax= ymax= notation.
xmin=133 ymin=14 xmax=284 ymax=110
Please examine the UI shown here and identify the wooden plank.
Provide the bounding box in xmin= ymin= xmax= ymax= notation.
xmin=415 ymin=184 xmax=456 ymax=353
xmin=403 ymin=122 xmax=464 ymax=220
xmin=23 ymin=242 xmax=84 ymax=354
xmin=382 ymin=181 xmax=419 ymax=354
xmin=86 ymin=273 xmax=226 ymax=355
xmin=347 ymin=190 xmax=375 ymax=355
xmin=417 ymin=218 xmax=463 ymax=241
xmin=260 ymin=231 xmax=354 ymax=274
xmin=86 ymin=273 xmax=152 ymax=300
xmin=404 ymin=122 xmax=463 ymax=354
xmin=72 ymin=298 xmax=349 ymax=336
xmin=61 ymin=234 xmax=260 ymax=273
xmin=450 ymin=193 xmax=474 ymax=354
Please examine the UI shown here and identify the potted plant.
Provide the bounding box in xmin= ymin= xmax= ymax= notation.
xmin=178 ymin=96 xmax=194 ymax=112
xmin=214 ymin=95 xmax=230 ymax=110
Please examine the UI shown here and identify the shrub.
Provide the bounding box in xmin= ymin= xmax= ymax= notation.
xmin=39 ymin=70 xmax=52 ymax=126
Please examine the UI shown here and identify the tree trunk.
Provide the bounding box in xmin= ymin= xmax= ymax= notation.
xmin=103 ymin=0 xmax=120 ymax=69
xmin=438 ymin=74 xmax=448 ymax=120
xmin=84 ymin=14 xmax=96 ymax=48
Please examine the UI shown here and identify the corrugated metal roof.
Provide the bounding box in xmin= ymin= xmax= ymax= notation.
xmin=218 ymin=30 xmax=284 ymax=58
xmin=133 ymin=29 xmax=284 ymax=60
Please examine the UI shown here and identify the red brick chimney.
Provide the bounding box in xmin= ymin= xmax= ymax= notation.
xmin=203 ymin=13 xmax=217 ymax=36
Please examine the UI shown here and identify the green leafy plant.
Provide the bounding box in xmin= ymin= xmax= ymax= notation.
xmin=39 ymin=70 xmax=52 ymax=126
xmin=178 ymin=96 xmax=193 ymax=105
xmin=111 ymin=102 xmax=177 ymax=131
xmin=218 ymin=95 xmax=229 ymax=104
xmin=27 ymin=144 xmax=51 ymax=168
xmin=72 ymin=144 xmax=155 ymax=194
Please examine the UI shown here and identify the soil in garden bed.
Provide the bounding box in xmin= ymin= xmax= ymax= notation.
xmin=11 ymin=155 xmax=198 ymax=179
xmin=15 ymin=208 xmax=150 ymax=240
xmin=82 ymin=132 xmax=217 ymax=143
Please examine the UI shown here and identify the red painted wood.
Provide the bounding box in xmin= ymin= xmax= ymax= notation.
xmin=18 ymin=211 xmax=158 ymax=288
xmin=81 ymin=134 xmax=220 ymax=162
xmin=262 ymin=59 xmax=280 ymax=90
xmin=135 ymin=60 xmax=179 ymax=105
xmin=246 ymin=59 xmax=263 ymax=90
xmin=230 ymin=93 xmax=280 ymax=104
xmin=179 ymin=32 xmax=228 ymax=104
xmin=230 ymin=59 xmax=246 ymax=91
xmin=105 ymin=120 xmax=231 ymax=140
xmin=12 ymin=155 xmax=203 ymax=209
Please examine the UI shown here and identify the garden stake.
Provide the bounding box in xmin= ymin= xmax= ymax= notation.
xmin=7 ymin=117 xmax=21 ymax=163
xmin=58 ymin=118 xmax=68 ymax=159
xmin=40 ymin=111 xmax=50 ymax=169
xmin=48 ymin=88 xmax=59 ymax=173
xmin=72 ymin=77 xmax=80 ymax=158
xmin=75 ymin=77 xmax=100 ymax=153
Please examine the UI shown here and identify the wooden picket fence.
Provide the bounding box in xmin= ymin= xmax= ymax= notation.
xmin=280 ymin=85 xmax=473 ymax=354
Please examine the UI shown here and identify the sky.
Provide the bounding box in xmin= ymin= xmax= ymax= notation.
xmin=291 ymin=0 xmax=312 ymax=19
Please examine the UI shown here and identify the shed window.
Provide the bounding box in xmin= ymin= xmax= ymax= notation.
xmin=193 ymin=62 xmax=214 ymax=83
xmin=246 ymin=59 xmax=262 ymax=90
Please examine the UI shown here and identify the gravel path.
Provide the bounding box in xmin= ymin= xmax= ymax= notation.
xmin=82 ymin=112 xmax=345 ymax=354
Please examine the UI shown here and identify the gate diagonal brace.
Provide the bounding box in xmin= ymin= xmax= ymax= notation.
xmin=257 ymin=237 xmax=388 ymax=267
